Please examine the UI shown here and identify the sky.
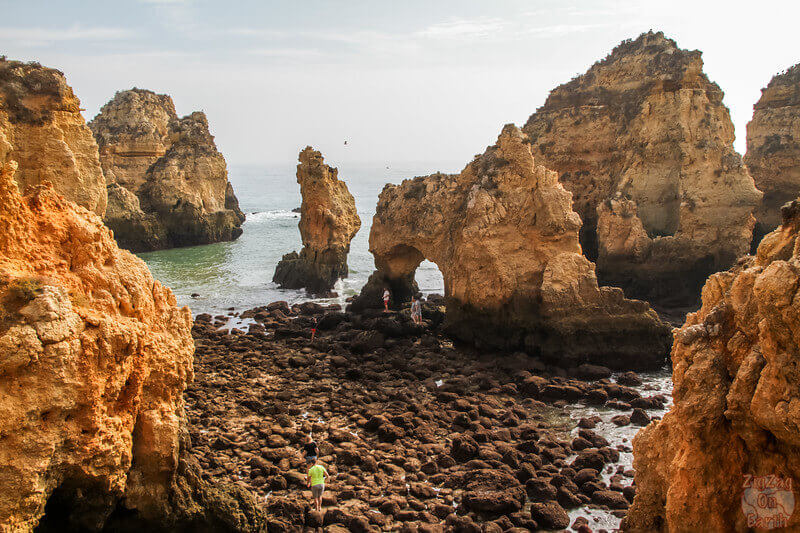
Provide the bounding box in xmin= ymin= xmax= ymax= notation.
xmin=1 ymin=0 xmax=798 ymax=170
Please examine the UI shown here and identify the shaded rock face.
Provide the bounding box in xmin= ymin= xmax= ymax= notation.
xmin=89 ymin=89 xmax=245 ymax=252
xmin=355 ymin=125 xmax=671 ymax=369
xmin=625 ymin=200 xmax=800 ymax=531
xmin=0 ymin=58 xmax=106 ymax=215
xmin=273 ymin=147 xmax=361 ymax=294
xmin=523 ymin=31 xmax=761 ymax=307
xmin=746 ymin=63 xmax=800 ymax=245
xmin=0 ymin=161 xmax=262 ymax=529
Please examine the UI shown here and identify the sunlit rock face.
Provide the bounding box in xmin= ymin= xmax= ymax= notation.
xmin=522 ymin=31 xmax=761 ymax=307
xmin=90 ymin=88 xmax=245 ymax=252
xmin=0 ymin=69 xmax=262 ymax=531
xmin=625 ymin=199 xmax=800 ymax=532
xmin=0 ymin=58 xmax=106 ymax=215
xmin=746 ymin=63 xmax=800 ymax=246
xmin=355 ymin=125 xmax=671 ymax=369
xmin=273 ymin=147 xmax=361 ymax=294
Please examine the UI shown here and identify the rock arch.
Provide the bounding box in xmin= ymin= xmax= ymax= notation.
xmin=352 ymin=125 xmax=671 ymax=369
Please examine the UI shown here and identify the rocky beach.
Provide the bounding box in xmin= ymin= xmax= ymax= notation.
xmin=185 ymin=300 xmax=671 ymax=532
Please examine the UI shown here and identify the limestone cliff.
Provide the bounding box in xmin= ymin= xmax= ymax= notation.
xmin=354 ymin=125 xmax=671 ymax=369
xmin=745 ymin=63 xmax=800 ymax=244
xmin=0 ymin=163 xmax=261 ymax=529
xmin=625 ymin=199 xmax=800 ymax=531
xmin=89 ymin=89 xmax=245 ymax=252
xmin=523 ymin=31 xmax=761 ymax=306
xmin=273 ymin=147 xmax=361 ymax=294
xmin=0 ymin=58 xmax=106 ymax=215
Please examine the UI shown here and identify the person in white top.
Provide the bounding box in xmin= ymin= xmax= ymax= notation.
xmin=382 ymin=288 xmax=390 ymax=312
xmin=411 ymin=295 xmax=422 ymax=325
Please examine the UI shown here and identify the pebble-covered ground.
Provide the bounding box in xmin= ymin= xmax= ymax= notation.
xmin=184 ymin=300 xmax=670 ymax=532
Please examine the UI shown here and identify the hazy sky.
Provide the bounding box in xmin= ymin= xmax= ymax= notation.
xmin=2 ymin=0 xmax=798 ymax=170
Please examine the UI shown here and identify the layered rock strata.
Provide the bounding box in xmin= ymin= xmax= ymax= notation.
xmin=0 ymin=58 xmax=106 ymax=215
xmin=273 ymin=147 xmax=361 ymax=294
xmin=625 ymin=199 xmax=800 ymax=531
xmin=0 ymin=143 xmax=261 ymax=530
xmin=354 ymin=125 xmax=671 ymax=369
xmin=745 ymin=63 xmax=800 ymax=244
xmin=523 ymin=31 xmax=761 ymax=306
xmin=89 ymin=89 xmax=244 ymax=252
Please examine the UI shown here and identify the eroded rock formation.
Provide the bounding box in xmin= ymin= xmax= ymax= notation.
xmin=522 ymin=31 xmax=761 ymax=306
xmin=745 ymin=63 xmax=800 ymax=244
xmin=0 ymin=145 xmax=261 ymax=530
xmin=0 ymin=58 xmax=106 ymax=215
xmin=273 ymin=147 xmax=360 ymax=294
xmin=625 ymin=199 xmax=800 ymax=531
xmin=89 ymin=88 xmax=245 ymax=252
xmin=354 ymin=125 xmax=671 ymax=369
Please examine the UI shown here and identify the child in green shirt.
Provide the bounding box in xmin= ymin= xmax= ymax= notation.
xmin=306 ymin=459 xmax=329 ymax=512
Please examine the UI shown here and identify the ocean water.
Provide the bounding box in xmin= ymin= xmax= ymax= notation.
xmin=139 ymin=163 xmax=453 ymax=315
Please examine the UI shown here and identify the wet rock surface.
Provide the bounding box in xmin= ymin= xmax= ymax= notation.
xmin=186 ymin=301 xmax=672 ymax=531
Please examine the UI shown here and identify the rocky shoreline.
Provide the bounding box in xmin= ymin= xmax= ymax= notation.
xmin=185 ymin=300 xmax=671 ymax=531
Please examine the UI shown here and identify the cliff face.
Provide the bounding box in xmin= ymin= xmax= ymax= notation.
xmin=356 ymin=125 xmax=671 ymax=369
xmin=0 ymin=138 xmax=261 ymax=531
xmin=0 ymin=58 xmax=106 ymax=215
xmin=273 ymin=147 xmax=361 ymax=294
xmin=523 ymin=31 xmax=761 ymax=306
xmin=745 ymin=63 xmax=800 ymax=243
xmin=625 ymin=199 xmax=800 ymax=531
xmin=89 ymin=89 xmax=245 ymax=252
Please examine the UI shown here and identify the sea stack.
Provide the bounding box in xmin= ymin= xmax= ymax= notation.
xmin=0 ymin=58 xmax=106 ymax=215
xmin=745 ymin=63 xmax=800 ymax=244
xmin=522 ymin=31 xmax=761 ymax=307
xmin=89 ymin=88 xmax=245 ymax=252
xmin=625 ymin=198 xmax=800 ymax=531
xmin=273 ymin=147 xmax=361 ymax=294
xmin=354 ymin=125 xmax=671 ymax=369
xmin=0 ymin=65 xmax=263 ymax=531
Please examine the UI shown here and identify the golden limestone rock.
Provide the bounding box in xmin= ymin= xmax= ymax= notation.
xmin=523 ymin=31 xmax=761 ymax=306
xmin=746 ymin=63 xmax=800 ymax=243
xmin=625 ymin=199 xmax=800 ymax=531
xmin=89 ymin=88 xmax=245 ymax=252
xmin=353 ymin=125 xmax=670 ymax=369
xmin=273 ymin=147 xmax=361 ymax=294
xmin=0 ymin=58 xmax=106 ymax=216
xmin=0 ymin=114 xmax=261 ymax=533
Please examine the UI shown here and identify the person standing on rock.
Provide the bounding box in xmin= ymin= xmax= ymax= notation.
xmin=382 ymin=288 xmax=391 ymax=312
xmin=310 ymin=317 xmax=318 ymax=342
xmin=306 ymin=458 xmax=329 ymax=513
xmin=303 ymin=434 xmax=318 ymax=464
xmin=411 ymin=294 xmax=422 ymax=325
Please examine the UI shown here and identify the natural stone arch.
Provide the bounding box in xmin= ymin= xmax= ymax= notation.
xmin=351 ymin=125 xmax=671 ymax=369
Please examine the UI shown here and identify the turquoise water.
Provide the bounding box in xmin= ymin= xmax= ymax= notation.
xmin=139 ymin=162 xmax=454 ymax=315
